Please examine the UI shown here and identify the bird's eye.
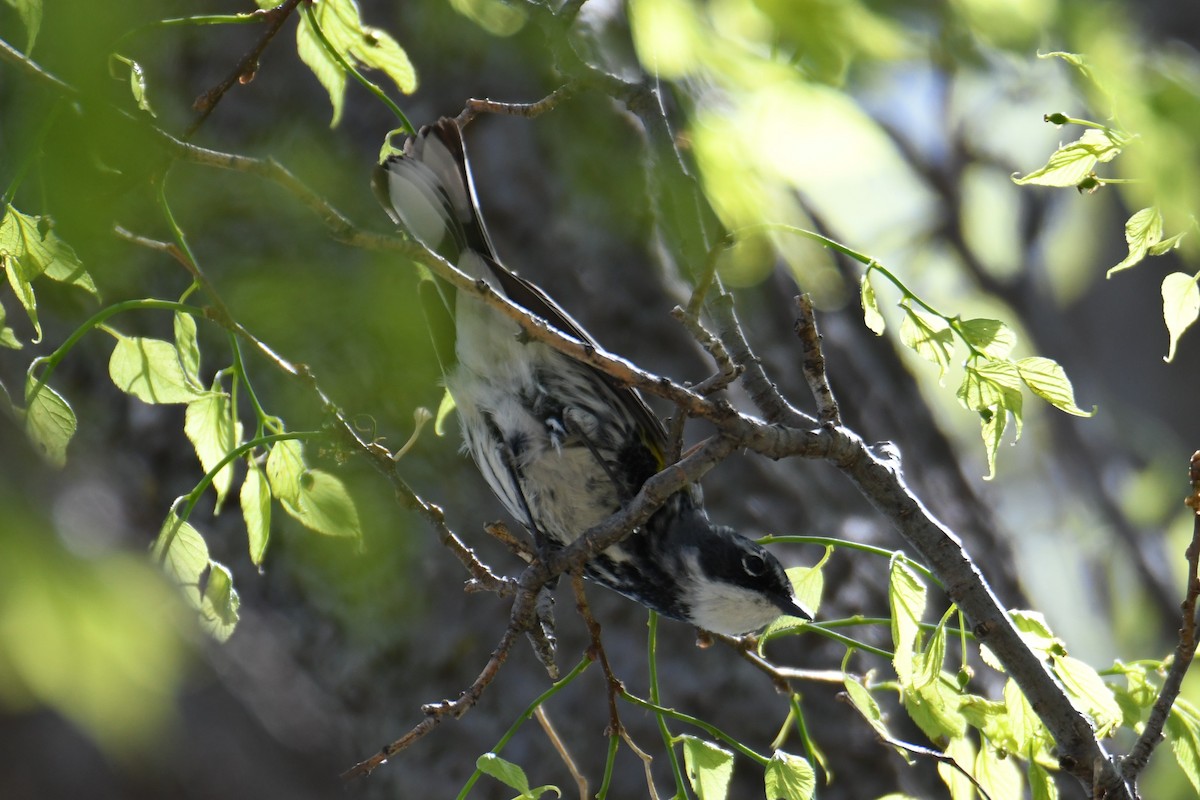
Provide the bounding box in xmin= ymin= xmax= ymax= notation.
xmin=742 ymin=552 xmax=767 ymax=577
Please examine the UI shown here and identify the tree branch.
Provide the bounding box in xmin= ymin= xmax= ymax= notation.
xmin=186 ymin=0 xmax=304 ymax=137
xmin=1121 ymin=450 xmax=1200 ymax=786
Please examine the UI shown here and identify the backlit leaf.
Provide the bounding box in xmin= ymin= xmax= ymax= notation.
xmin=152 ymin=511 xmax=210 ymax=610
xmin=1108 ymin=207 xmax=1163 ymax=276
xmin=860 ymin=272 xmax=885 ymax=335
xmin=109 ymin=335 xmax=206 ymax=404
xmin=899 ymin=305 xmax=953 ymax=379
xmin=680 ymin=735 xmax=733 ymax=800
xmin=266 ymin=438 xmax=306 ymax=504
xmin=476 ymin=753 xmax=531 ymax=793
xmin=184 ymin=388 xmax=242 ymax=510
xmin=975 ymin=743 xmax=1022 ymax=800
xmin=23 ymin=375 xmax=75 ymax=467
xmin=764 ymin=751 xmax=816 ymax=800
xmin=1052 ymin=654 xmax=1122 ymax=734
xmin=1162 ymin=272 xmax=1200 ymax=363
xmin=889 ymin=559 xmax=926 ymax=687
xmin=241 ymin=459 xmax=272 ymax=565
xmin=1013 ymin=128 xmax=1125 ymax=188
xmin=1168 ymin=702 xmax=1200 ymax=795
xmin=957 ymin=318 xmax=1017 ymax=360
xmin=200 ymin=561 xmax=240 ymax=641
xmin=1016 ymin=357 xmax=1094 ymax=416
xmin=280 ymin=468 xmax=362 ymax=539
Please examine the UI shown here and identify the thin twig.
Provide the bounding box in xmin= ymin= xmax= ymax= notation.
xmin=341 ymin=623 xmax=524 ymax=779
xmin=456 ymin=84 xmax=577 ymax=128
xmin=793 ymin=294 xmax=841 ymax=427
xmin=484 ymin=520 xmax=537 ymax=564
xmin=670 ymin=305 xmax=744 ymax=396
xmin=186 ymin=0 xmax=303 ymax=137
xmin=534 ymin=705 xmax=588 ymax=800
xmin=620 ymin=727 xmax=662 ymax=800
xmin=571 ymin=571 xmax=624 ymax=735
xmin=1121 ymin=450 xmax=1200 ymax=785
xmin=707 ymin=290 xmax=816 ymax=428
xmin=840 ymin=690 xmax=994 ymax=800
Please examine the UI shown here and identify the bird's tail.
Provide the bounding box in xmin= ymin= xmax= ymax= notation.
xmin=373 ymin=117 xmax=496 ymax=269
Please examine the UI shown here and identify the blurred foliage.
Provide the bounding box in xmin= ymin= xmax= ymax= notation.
xmin=0 ymin=490 xmax=192 ymax=757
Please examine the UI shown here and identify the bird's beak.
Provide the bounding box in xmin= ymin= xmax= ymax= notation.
xmin=779 ymin=597 xmax=814 ymax=621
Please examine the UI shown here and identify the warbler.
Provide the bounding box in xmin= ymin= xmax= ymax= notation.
xmin=374 ymin=118 xmax=809 ymax=635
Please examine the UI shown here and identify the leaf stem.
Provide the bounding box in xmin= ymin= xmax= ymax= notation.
xmin=621 ymin=692 xmax=770 ymax=767
xmin=455 ymin=656 xmax=592 ymax=800
xmin=301 ymin=2 xmax=414 ymax=133
xmin=648 ymin=612 xmax=689 ymax=797
xmin=757 ymin=534 xmax=940 ymax=586
xmin=25 ymin=299 xmax=201 ymax=404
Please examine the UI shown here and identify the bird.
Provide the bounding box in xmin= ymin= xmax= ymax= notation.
xmin=373 ymin=117 xmax=809 ymax=636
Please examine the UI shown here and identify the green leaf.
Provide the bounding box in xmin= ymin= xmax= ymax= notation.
xmin=1109 ymin=660 xmax=1157 ymax=727
xmin=843 ymin=677 xmax=909 ymax=762
xmin=975 ymin=743 xmax=1022 ymax=800
xmin=280 ymin=468 xmax=362 ymax=539
xmin=298 ymin=0 xmax=417 ymax=127
xmin=936 ymin=735 xmax=976 ymax=800
xmin=764 ymin=751 xmax=816 ymax=800
xmin=899 ymin=305 xmax=953 ymax=379
xmin=1012 ymin=611 xmax=1062 ymax=655
xmin=2 ymin=252 xmax=40 ymax=342
xmin=448 ymin=0 xmax=527 ymax=36
xmin=904 ymin=677 xmax=968 ymax=741
xmin=679 ymin=735 xmax=733 ymax=800
xmin=957 ymin=318 xmax=1017 ymax=360
xmin=1108 ymin=207 xmax=1163 ymax=276
xmin=1162 ymin=272 xmax=1200 ymax=363
xmin=1051 ymin=654 xmax=1122 ymax=734
xmin=241 ymin=459 xmax=272 ymax=565
xmin=351 ymin=26 xmax=417 ymax=95
xmin=110 ymin=54 xmax=155 ymax=116
xmin=1016 ymin=357 xmax=1094 ymax=416
xmin=109 ymin=335 xmax=206 ymax=404
xmin=434 ymin=387 xmax=457 ymax=436
xmin=1149 ymin=229 xmax=1188 ymax=256
xmin=1013 ymin=128 xmax=1126 ymax=187
xmin=266 ymin=438 xmax=306 ymax=504
xmin=152 ymin=511 xmax=210 ymax=610
xmin=979 ymin=396 xmax=1006 ymax=481
xmin=0 ymin=300 xmax=20 ymax=349
xmin=957 ymin=360 xmax=1020 ymax=412
xmin=476 ymin=753 xmax=532 ymax=793
xmin=0 ymin=205 xmax=95 ymax=316
xmin=200 ymin=561 xmax=240 ymax=641
xmin=174 ymin=312 xmax=202 ymax=390
xmin=4 ymin=0 xmax=41 ymax=51
xmin=788 ymin=550 xmax=826 ymax=617
xmin=297 ymin=0 xmax=350 ymax=126
xmin=860 ymin=273 xmax=885 ymax=335
xmin=1168 ymin=702 xmax=1200 ymax=795
xmin=888 ymin=559 xmax=926 ymax=687
xmin=1003 ymin=677 xmax=1046 ymax=760
xmin=759 ymin=557 xmax=823 ymax=650
xmin=184 ymin=388 xmax=242 ymax=511
xmin=912 ymin=607 xmax=951 ymax=691
xmin=1039 ymin=51 xmax=1090 ymax=78
xmin=23 ymin=375 xmax=75 ymax=467
xmin=1028 ymin=761 xmax=1059 ymax=800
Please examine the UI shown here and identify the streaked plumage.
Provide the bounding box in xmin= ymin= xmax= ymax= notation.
xmin=374 ymin=118 xmax=808 ymax=634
